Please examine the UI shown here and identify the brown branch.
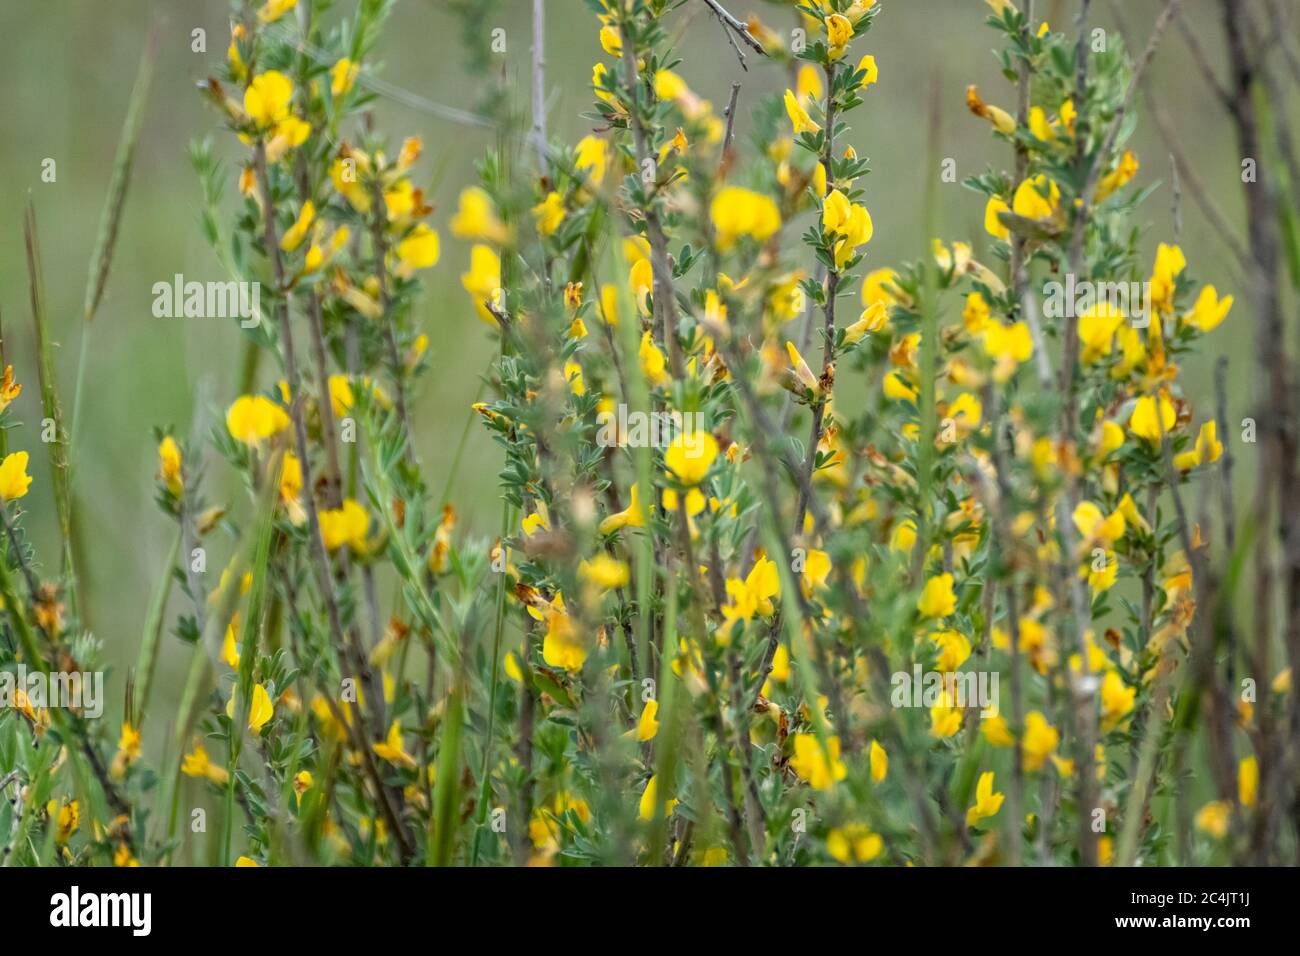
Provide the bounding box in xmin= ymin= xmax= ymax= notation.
xmin=253 ymin=142 xmax=414 ymax=863
xmin=697 ymin=0 xmax=768 ymax=56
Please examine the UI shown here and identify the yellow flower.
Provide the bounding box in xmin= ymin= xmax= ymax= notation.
xmin=386 ymin=179 xmax=420 ymax=220
xmin=869 ymin=739 xmax=888 ymax=782
xmin=592 ymin=62 xmax=616 ymax=105
xmin=221 ymin=613 xmax=241 ymax=668
xmin=181 ymin=740 xmax=231 ymax=786
xmin=114 ymin=844 xmax=140 ymax=867
xmin=924 ymin=687 xmax=960 ymax=736
xmin=1088 ymin=550 xmax=1118 ymax=594
xmin=110 ymin=722 xmax=142 ymax=779
xmin=790 ymin=734 xmax=848 ymax=791
xmin=450 ymin=187 xmax=507 ymax=243
xmin=844 ymin=302 xmax=888 ymax=344
xmin=710 ymin=186 xmax=781 ymax=250
xmin=578 ymin=554 xmax=630 ymax=590
xmin=257 ymin=0 xmax=299 ymax=24
xmin=265 ymin=115 xmax=311 ymax=162
xmin=1174 ymin=421 xmax=1224 ymax=471
xmin=533 ymin=191 xmax=565 ymax=237
xmin=462 ymin=244 xmax=502 ymax=323
xmin=1012 ymin=175 xmax=1060 ymax=220
xmin=984 ymin=196 xmax=1011 ymax=240
xmin=637 ymin=699 xmax=659 ymax=741
xmin=890 ymin=518 xmax=917 ymax=553
xmin=1184 ymin=285 xmax=1232 ymax=332
xmin=946 ymin=392 xmax=983 ymax=435
xmin=981 ymin=321 xmax=1034 ymax=381
xmin=654 ymin=69 xmax=689 ymax=101
xmin=226 ymin=682 xmax=275 ymax=732
xmin=1077 ymin=303 xmax=1126 ymax=363
xmin=917 ymin=572 xmax=957 ymax=618
xmin=1100 ymin=670 xmax=1136 ymax=731
xmin=855 ymin=54 xmax=878 ymax=88
xmin=665 ymin=430 xmax=719 ymax=486
xmin=0 ymin=451 xmax=33 ymax=502
xmin=822 ymin=190 xmax=874 ymax=268
xmin=330 ymin=57 xmax=359 ymax=96
xmin=796 ymin=64 xmax=823 ymax=105
xmin=562 ymin=354 xmax=586 ymax=400
xmin=1195 ymin=800 xmax=1231 ymax=839
xmin=280 ymin=200 xmax=315 ymax=253
xmin=0 ymin=365 xmax=22 ymax=413
xmin=801 ymin=548 xmax=833 ymax=593
xmin=1098 ymin=420 xmax=1126 ymax=459
xmin=574 ymin=135 xmax=609 ymax=186
xmin=1238 ymin=755 xmax=1258 ymax=807
xmin=721 ymin=555 xmax=780 ymax=632
xmin=825 ymin=13 xmax=853 ymax=58
xmin=599 ymin=484 xmax=646 ymax=535
xmin=1072 ymin=500 xmax=1125 ymax=546
xmin=1021 ymin=711 xmax=1059 ymax=772
xmin=1128 ymin=393 xmax=1177 ymax=445
xmin=541 ymin=595 xmax=587 ymax=672
xmin=244 ymin=70 xmax=293 ymax=129
xmin=827 ymin=824 xmax=883 ymax=863
xmin=46 ymin=799 xmax=80 ymax=844
xmin=786 ymin=340 xmax=820 ymax=395
xmin=862 ymin=267 xmax=902 ymax=310
xmin=883 ymin=370 xmax=917 ymax=402
xmin=397 ymin=223 xmax=441 ymax=271
xmin=158 ymin=436 xmax=183 ymax=495
xmin=235 ymin=856 xmax=260 ymax=867
xmin=932 ymin=629 xmax=972 ymax=673
xmin=783 ymin=89 xmax=821 ymax=136
xmin=638 ymin=774 xmax=677 ymax=821
xmin=373 ymin=720 xmax=418 ymax=768
xmin=1097 ymin=149 xmax=1139 ymax=200
xmin=965 ymin=85 xmax=1016 ymax=135
xmin=319 ymin=498 xmax=370 ymax=553
xmin=1028 ymin=106 xmax=1055 ymax=141
xmin=304 ymin=225 xmax=349 ymax=274
xmin=639 ymin=330 xmax=670 ymax=387
xmin=981 ymin=714 xmax=1015 ymax=747
xmin=599 ymin=23 xmax=622 ymax=56
xmin=966 ymin=771 xmax=1005 ymax=827
xmin=226 ymin=395 xmax=290 ymax=445
xmin=1116 ymin=492 xmax=1151 ymax=536
xmin=769 ymin=642 xmax=791 ymax=684
xmin=1150 ymin=242 xmax=1186 ymax=314
xmin=322 ymin=375 xmax=354 ymax=420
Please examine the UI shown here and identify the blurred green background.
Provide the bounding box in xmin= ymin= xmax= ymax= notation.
xmin=0 ymin=0 xmax=1279 ymax=730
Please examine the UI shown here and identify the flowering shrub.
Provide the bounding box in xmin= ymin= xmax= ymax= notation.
xmin=1 ymin=0 xmax=1294 ymax=869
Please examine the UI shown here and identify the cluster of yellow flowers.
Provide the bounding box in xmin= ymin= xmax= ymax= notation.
xmin=10 ymin=0 xmax=1279 ymax=870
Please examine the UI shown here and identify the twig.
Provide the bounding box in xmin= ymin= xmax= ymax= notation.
xmin=697 ymin=0 xmax=767 ymax=56
xmin=532 ymin=0 xmax=548 ymax=170
xmin=1174 ymin=5 xmax=1233 ymax=110
xmin=253 ymin=142 xmax=414 ymax=863
xmin=1067 ymin=0 xmax=1181 ymax=277
xmin=720 ymin=82 xmax=742 ymax=171
xmin=618 ymin=14 xmax=685 ymax=378
xmin=1108 ymin=1 xmax=1253 ymax=277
